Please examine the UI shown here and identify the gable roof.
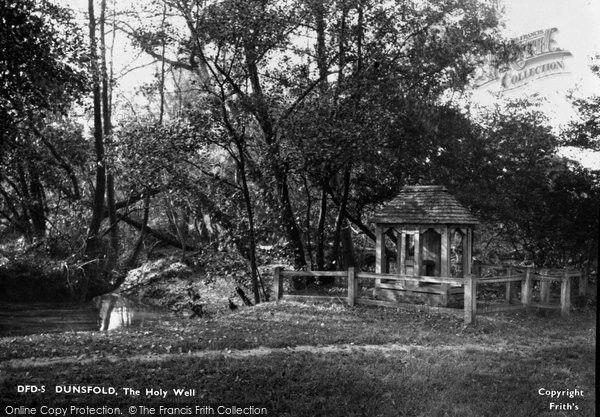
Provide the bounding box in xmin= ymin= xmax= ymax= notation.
xmin=371 ymin=185 xmax=478 ymax=225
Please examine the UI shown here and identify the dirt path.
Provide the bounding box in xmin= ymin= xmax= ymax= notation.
xmin=1 ymin=340 xmax=558 ymax=369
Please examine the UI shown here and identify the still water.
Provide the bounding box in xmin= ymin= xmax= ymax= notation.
xmin=0 ymin=295 xmax=167 ymax=337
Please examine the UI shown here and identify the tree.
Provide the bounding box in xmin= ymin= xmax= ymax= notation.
xmin=279 ymin=0 xmax=508 ymax=270
xmin=0 ymin=0 xmax=87 ymax=151
xmin=0 ymin=0 xmax=88 ymax=241
xmin=0 ymin=117 xmax=88 ymax=240
xmin=434 ymin=100 xmax=599 ymax=266
xmin=79 ymin=0 xmax=123 ymax=300
xmin=125 ymin=0 xmax=508 ymax=276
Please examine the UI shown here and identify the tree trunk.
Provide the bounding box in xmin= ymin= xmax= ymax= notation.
xmin=85 ymin=0 xmax=106 ymax=262
xmin=15 ymin=164 xmax=33 ymax=241
xmin=244 ymin=44 xmax=306 ymax=270
xmin=124 ymin=193 xmax=150 ymax=269
xmin=335 ymin=2 xmax=349 ymax=99
xmin=313 ymin=0 xmax=328 ymax=93
xmin=28 ymin=170 xmax=46 ymax=238
xmin=316 ymin=187 xmax=327 ymax=270
xmin=158 ymin=2 xmax=167 ymax=124
xmin=341 ymin=223 xmax=355 ymax=269
xmin=330 ymin=164 xmax=351 ymax=271
xmin=82 ymin=0 xmax=109 ymax=301
xmin=122 ymin=215 xmax=198 ymax=251
xmin=101 ymin=0 xmax=119 ymax=271
xmin=302 ymin=174 xmax=314 ymax=269
xmin=235 ymin=138 xmax=262 ymax=304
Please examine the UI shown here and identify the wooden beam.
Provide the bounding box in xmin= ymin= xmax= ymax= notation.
xmin=281 ymin=270 xmax=347 ymax=277
xmin=356 ymin=272 xmax=463 ymax=285
xmin=477 ymin=276 xmax=525 ymax=283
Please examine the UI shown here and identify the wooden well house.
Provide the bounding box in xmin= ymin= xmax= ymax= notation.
xmin=371 ymin=185 xmax=478 ymax=307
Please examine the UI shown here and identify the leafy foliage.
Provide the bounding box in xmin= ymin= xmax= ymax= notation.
xmin=435 ymin=100 xmax=599 ymax=266
xmin=0 ymin=0 xmax=88 ymax=148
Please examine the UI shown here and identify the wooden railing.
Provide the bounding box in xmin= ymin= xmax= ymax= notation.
xmin=272 ymin=265 xmax=592 ymax=325
xmin=474 ymin=265 xmax=590 ymax=317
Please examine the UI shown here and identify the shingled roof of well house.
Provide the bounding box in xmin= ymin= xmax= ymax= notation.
xmin=372 ymin=185 xmax=478 ymax=225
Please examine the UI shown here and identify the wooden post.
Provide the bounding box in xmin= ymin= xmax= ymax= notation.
xmin=398 ymin=230 xmax=406 ymax=276
xmin=463 ymin=228 xmax=472 ymax=276
xmin=375 ymin=225 xmax=386 ymax=273
xmin=560 ymin=269 xmax=571 ymax=317
xmin=374 ymin=225 xmax=385 ymax=292
xmin=579 ymin=265 xmax=588 ymax=298
xmin=413 ymin=231 xmax=420 ymax=276
xmin=273 ymin=267 xmax=283 ymax=302
xmin=539 ymin=270 xmax=550 ymax=304
xmin=505 ymin=266 xmax=514 ymax=304
xmin=347 ymin=267 xmax=356 ymax=307
xmin=521 ymin=267 xmax=532 ymax=307
xmin=440 ymin=226 xmax=449 ymax=277
xmin=464 ymin=274 xmax=475 ymax=325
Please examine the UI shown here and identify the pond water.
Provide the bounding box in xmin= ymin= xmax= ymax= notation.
xmin=0 ymin=295 xmax=169 ymax=337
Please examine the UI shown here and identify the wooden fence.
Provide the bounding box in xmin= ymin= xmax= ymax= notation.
xmin=474 ymin=265 xmax=590 ymax=317
xmin=272 ymin=265 xmax=592 ymax=325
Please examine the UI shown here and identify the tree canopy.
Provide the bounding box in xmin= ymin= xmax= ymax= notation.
xmin=0 ymin=0 xmax=88 ymax=150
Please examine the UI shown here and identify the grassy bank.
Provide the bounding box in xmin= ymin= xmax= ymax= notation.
xmin=0 ymin=301 xmax=596 ymax=416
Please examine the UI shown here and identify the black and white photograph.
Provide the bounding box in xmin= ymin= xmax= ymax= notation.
xmin=0 ymin=0 xmax=597 ymax=415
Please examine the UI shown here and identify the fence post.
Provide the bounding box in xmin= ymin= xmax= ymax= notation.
xmin=505 ymin=265 xmax=514 ymax=304
xmin=539 ymin=270 xmax=550 ymax=304
xmin=521 ymin=267 xmax=532 ymax=308
xmin=464 ymin=274 xmax=475 ymax=325
xmin=579 ymin=265 xmax=589 ymax=298
xmin=560 ymin=269 xmax=571 ymax=317
xmin=347 ymin=267 xmax=356 ymax=307
xmin=273 ymin=267 xmax=283 ymax=302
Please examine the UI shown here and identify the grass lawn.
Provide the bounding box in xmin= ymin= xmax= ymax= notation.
xmin=0 ymin=301 xmax=595 ymax=416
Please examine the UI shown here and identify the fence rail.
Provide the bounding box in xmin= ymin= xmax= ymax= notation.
xmin=272 ymin=265 xmax=592 ymax=324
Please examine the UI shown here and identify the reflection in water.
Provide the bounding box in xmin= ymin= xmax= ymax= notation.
xmin=0 ymin=302 xmax=98 ymax=336
xmin=95 ymin=295 xmax=162 ymax=331
xmin=0 ymin=295 xmax=168 ymax=337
